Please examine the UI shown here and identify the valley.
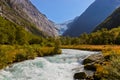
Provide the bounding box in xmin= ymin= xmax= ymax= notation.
xmin=0 ymin=0 xmax=120 ymax=80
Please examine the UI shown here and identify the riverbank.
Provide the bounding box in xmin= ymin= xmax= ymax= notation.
xmin=61 ymin=45 xmax=120 ymax=51
xmin=66 ymin=45 xmax=120 ymax=80
xmin=0 ymin=49 xmax=99 ymax=80
xmin=0 ymin=45 xmax=120 ymax=80
xmin=0 ymin=45 xmax=61 ymax=69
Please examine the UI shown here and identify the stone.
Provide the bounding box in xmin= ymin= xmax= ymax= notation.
xmin=73 ymin=72 xmax=87 ymax=80
xmin=84 ymin=63 xmax=96 ymax=71
xmin=83 ymin=54 xmax=104 ymax=65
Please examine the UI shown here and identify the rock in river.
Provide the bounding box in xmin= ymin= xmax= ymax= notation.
xmin=83 ymin=54 xmax=104 ymax=65
xmin=73 ymin=72 xmax=87 ymax=80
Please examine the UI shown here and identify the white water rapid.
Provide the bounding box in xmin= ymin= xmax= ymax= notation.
xmin=0 ymin=49 xmax=100 ymax=80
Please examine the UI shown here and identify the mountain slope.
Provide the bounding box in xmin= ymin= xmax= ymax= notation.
xmin=0 ymin=0 xmax=58 ymax=37
xmin=94 ymin=7 xmax=120 ymax=31
xmin=63 ymin=0 xmax=120 ymax=37
xmin=0 ymin=16 xmax=31 ymax=44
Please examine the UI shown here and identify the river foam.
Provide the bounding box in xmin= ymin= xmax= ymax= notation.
xmin=0 ymin=49 xmax=100 ymax=80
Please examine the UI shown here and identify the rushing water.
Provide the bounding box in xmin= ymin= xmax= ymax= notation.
xmin=0 ymin=49 xmax=100 ymax=80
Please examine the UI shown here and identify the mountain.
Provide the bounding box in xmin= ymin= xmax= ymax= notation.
xmin=0 ymin=0 xmax=58 ymax=37
xmin=94 ymin=7 xmax=120 ymax=31
xmin=56 ymin=20 xmax=72 ymax=35
xmin=63 ymin=0 xmax=120 ymax=37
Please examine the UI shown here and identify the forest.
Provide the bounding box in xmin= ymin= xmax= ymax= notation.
xmin=60 ymin=27 xmax=120 ymax=45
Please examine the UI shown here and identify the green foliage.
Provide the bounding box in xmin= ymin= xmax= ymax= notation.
xmin=79 ymin=33 xmax=89 ymax=44
xmin=28 ymin=37 xmax=43 ymax=45
xmin=115 ymin=32 xmax=120 ymax=44
xmin=15 ymin=27 xmax=28 ymax=45
xmin=101 ymin=54 xmax=120 ymax=80
xmin=53 ymin=39 xmax=61 ymax=54
xmin=0 ymin=16 xmax=31 ymax=45
xmin=60 ymin=27 xmax=120 ymax=45
xmin=0 ymin=16 xmax=52 ymax=45
xmin=89 ymin=28 xmax=120 ymax=45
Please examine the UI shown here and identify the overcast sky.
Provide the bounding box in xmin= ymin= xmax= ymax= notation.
xmin=31 ymin=0 xmax=95 ymax=23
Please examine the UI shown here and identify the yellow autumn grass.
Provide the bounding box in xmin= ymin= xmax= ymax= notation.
xmin=61 ymin=45 xmax=120 ymax=51
xmin=0 ymin=45 xmax=61 ymax=69
xmin=61 ymin=45 xmax=120 ymax=57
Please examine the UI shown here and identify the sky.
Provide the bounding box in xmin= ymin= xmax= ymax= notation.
xmin=30 ymin=0 xmax=95 ymax=23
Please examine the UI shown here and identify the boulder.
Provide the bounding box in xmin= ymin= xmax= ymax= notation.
xmin=83 ymin=58 xmax=93 ymax=65
xmin=104 ymin=55 xmax=111 ymax=61
xmin=73 ymin=72 xmax=87 ymax=80
xmin=84 ymin=63 xmax=96 ymax=71
xmin=83 ymin=54 xmax=104 ymax=65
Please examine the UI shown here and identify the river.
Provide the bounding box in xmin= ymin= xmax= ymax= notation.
xmin=0 ymin=49 xmax=100 ymax=80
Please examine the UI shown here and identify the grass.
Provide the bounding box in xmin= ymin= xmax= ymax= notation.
xmin=0 ymin=45 xmax=61 ymax=69
xmin=94 ymin=52 xmax=120 ymax=80
xmin=61 ymin=45 xmax=120 ymax=51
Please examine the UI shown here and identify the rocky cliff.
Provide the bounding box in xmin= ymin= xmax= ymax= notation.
xmin=0 ymin=0 xmax=58 ymax=37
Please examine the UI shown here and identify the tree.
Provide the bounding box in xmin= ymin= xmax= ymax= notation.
xmin=53 ymin=39 xmax=61 ymax=54
xmin=115 ymin=32 xmax=120 ymax=44
xmin=79 ymin=33 xmax=89 ymax=44
xmin=29 ymin=37 xmax=43 ymax=45
xmin=0 ymin=32 xmax=8 ymax=44
xmin=71 ymin=38 xmax=80 ymax=45
xmin=15 ymin=27 xmax=28 ymax=45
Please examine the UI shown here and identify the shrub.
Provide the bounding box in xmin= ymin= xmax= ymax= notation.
xmin=103 ymin=54 xmax=120 ymax=80
xmin=0 ymin=45 xmax=61 ymax=69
